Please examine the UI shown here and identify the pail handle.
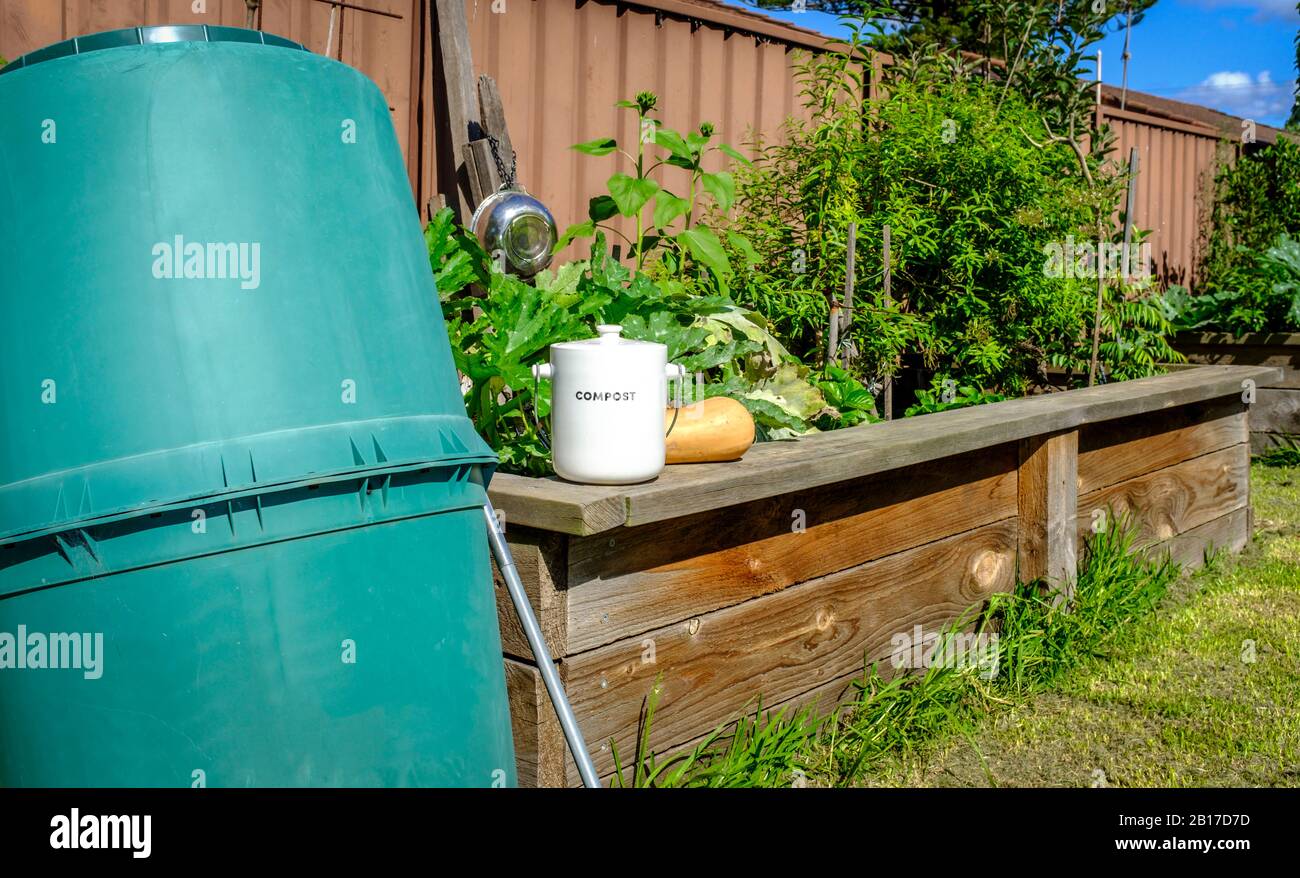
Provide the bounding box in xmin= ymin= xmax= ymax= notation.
xmin=529 ymin=362 xmax=687 ymax=451
xmin=665 ymin=363 xmax=686 ymax=438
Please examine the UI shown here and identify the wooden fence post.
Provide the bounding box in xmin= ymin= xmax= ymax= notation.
xmin=1017 ymin=429 xmax=1079 ymax=600
xmin=432 ymin=0 xmax=481 ymax=222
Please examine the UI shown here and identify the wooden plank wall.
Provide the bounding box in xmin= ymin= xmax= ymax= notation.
xmin=1174 ymin=335 xmax=1300 ymax=453
xmin=496 ymin=397 xmax=1252 ymax=786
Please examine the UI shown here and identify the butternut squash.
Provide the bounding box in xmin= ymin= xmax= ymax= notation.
xmin=664 ymin=396 xmax=755 ymax=464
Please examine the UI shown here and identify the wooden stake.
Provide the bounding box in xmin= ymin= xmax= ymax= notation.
xmin=1088 ymin=216 xmax=1105 ymax=387
xmin=1120 ymin=147 xmax=1139 ymax=279
xmin=840 ymin=222 xmax=857 ymax=371
xmin=882 ymin=224 xmax=893 ymax=420
xmin=433 ymin=0 xmax=482 ymax=223
xmin=826 ymin=303 xmax=840 ymax=368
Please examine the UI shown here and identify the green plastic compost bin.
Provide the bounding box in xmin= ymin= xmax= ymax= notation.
xmin=0 ymin=26 xmax=516 ymax=787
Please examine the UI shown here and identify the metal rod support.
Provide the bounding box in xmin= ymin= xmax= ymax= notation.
xmin=482 ymin=500 xmax=601 ymax=788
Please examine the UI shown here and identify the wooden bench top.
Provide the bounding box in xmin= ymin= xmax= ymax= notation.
xmin=488 ymin=365 xmax=1283 ymax=536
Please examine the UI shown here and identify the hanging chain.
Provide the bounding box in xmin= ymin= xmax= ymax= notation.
xmin=486 ymin=133 xmax=518 ymax=190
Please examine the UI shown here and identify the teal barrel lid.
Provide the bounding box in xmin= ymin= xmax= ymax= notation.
xmin=0 ymin=28 xmax=494 ymax=545
xmin=0 ymin=25 xmax=307 ymax=75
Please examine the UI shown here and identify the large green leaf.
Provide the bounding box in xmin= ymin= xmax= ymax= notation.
xmin=653 ymin=128 xmax=692 ymax=160
xmin=607 ymin=173 xmax=662 ymax=217
xmin=701 ymin=172 xmax=735 ymax=211
xmin=652 ymin=192 xmax=690 ymax=229
xmin=554 ymin=220 xmax=595 ymax=253
xmin=588 ymin=194 xmax=619 ymax=222
xmin=676 ymin=226 xmax=731 ymax=279
xmin=726 ymin=230 xmax=761 ymax=266
xmin=572 ymin=137 xmax=618 ymax=156
xmin=685 ymin=130 xmax=712 ymax=153
xmin=743 ymin=361 xmax=829 ymax=422
xmin=717 ymin=143 xmax=752 ymax=167
xmin=702 ymin=306 xmax=793 ymax=365
xmin=619 ymin=310 xmax=712 ymax=362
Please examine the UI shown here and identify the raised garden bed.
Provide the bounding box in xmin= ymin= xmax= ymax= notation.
xmin=1174 ymin=332 xmax=1300 ymax=453
xmin=487 ymin=365 xmax=1278 ymax=787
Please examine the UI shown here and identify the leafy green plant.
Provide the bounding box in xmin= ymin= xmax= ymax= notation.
xmin=1162 ymin=233 xmax=1300 ymax=333
xmin=558 ymin=91 xmax=756 ymax=292
xmin=1258 ymin=435 xmax=1300 ymax=468
xmin=445 ymin=264 xmax=596 ymax=476
xmin=903 ymin=375 xmax=1005 ymax=417
xmin=429 ymin=210 xmax=852 ymax=474
xmin=990 ymin=515 xmax=1177 ymax=695
xmin=814 ymin=365 xmax=880 ymax=428
xmin=1201 ymin=137 xmax=1300 ymax=308
xmin=426 ymin=204 xmax=488 ymax=296
xmin=610 ymin=676 xmax=822 ymax=788
xmin=731 ymin=6 xmax=1179 ymax=397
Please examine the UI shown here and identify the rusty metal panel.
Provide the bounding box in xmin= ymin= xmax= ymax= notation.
xmin=1105 ymin=108 xmax=1222 ymax=289
xmin=0 ymin=0 xmax=1240 ymax=288
xmin=423 ymin=0 xmax=822 ymax=259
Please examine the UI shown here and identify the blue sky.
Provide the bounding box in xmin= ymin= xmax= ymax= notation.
xmin=723 ymin=1 xmax=1298 ymax=127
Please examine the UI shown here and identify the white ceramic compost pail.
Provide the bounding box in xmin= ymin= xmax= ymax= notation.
xmin=532 ymin=324 xmax=685 ymax=485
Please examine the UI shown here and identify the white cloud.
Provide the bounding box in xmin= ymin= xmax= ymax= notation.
xmin=1178 ymin=70 xmax=1295 ymax=122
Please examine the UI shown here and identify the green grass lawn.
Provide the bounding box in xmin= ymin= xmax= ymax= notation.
xmin=862 ymin=462 xmax=1300 ymax=788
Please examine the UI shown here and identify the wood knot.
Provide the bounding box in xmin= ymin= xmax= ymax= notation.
xmin=971 ymin=549 xmax=1009 ymax=591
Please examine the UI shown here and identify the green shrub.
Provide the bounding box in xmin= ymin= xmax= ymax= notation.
xmin=1202 ymin=139 xmax=1300 ymax=290
xmin=903 ymin=375 xmax=1005 ymax=417
xmin=1162 ymin=232 xmax=1300 ymax=333
xmin=1184 ymin=139 xmax=1300 ymax=333
xmin=729 ymin=22 xmax=1176 ymax=396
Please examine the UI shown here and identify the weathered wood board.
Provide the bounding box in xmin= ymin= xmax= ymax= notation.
xmin=564 ymin=519 xmax=1017 ymax=778
xmin=490 ymin=367 xmax=1277 ymax=786
xmin=564 ymin=446 xmax=1018 ymax=653
xmin=1252 ymin=389 xmax=1300 ymax=451
xmin=503 ymin=657 xmax=572 ymax=789
xmin=1076 ymin=444 xmax=1249 ymax=546
xmin=1018 ymin=431 xmax=1078 ymax=593
xmin=490 ymin=527 xmax=567 ymax=661
xmin=488 ymin=366 xmax=1281 ymax=536
xmin=1077 ymin=397 xmax=1247 ymax=493
xmin=1173 ymin=334 xmax=1300 ymax=448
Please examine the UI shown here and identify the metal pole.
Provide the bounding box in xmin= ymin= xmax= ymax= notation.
xmin=482 ymin=500 xmax=601 ymax=788
xmin=1121 ymin=147 xmax=1139 ymax=279
xmin=1120 ymin=5 xmax=1133 ymax=111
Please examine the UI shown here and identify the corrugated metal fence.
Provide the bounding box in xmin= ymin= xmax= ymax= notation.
xmin=1104 ymin=106 xmax=1226 ymax=289
xmin=0 ymin=0 xmax=1264 ymax=287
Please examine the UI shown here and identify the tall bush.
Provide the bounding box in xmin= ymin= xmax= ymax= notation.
xmin=1190 ymin=138 xmax=1300 ymax=332
xmin=729 ymin=21 xmax=1176 ymax=394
